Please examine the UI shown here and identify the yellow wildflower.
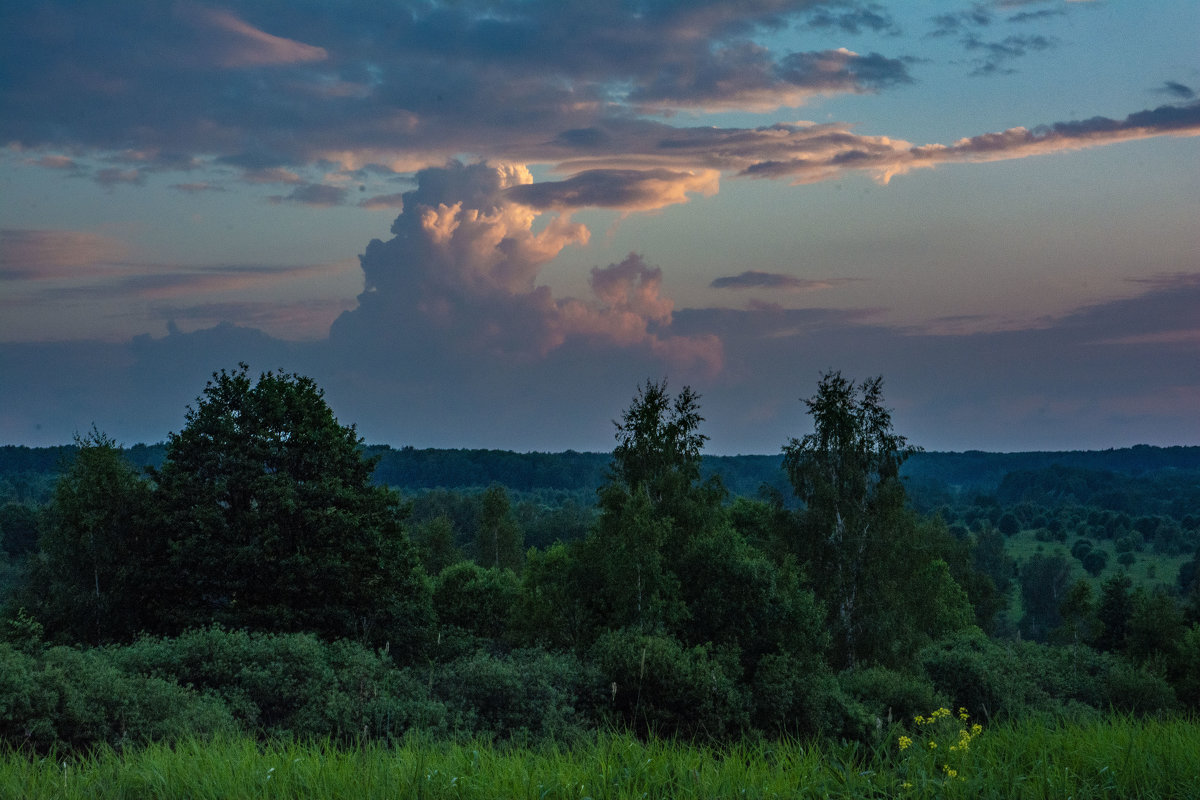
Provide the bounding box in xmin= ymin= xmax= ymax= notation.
xmin=898 ymin=736 xmax=912 ymax=751
xmin=929 ymin=741 xmax=937 ymax=749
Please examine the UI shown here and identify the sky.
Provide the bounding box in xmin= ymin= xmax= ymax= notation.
xmin=1 ymin=0 xmax=1198 ymax=455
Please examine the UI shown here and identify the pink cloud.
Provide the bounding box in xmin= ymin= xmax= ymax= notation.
xmin=191 ymin=7 xmax=328 ymax=68
xmin=0 ymin=229 xmax=131 ymax=279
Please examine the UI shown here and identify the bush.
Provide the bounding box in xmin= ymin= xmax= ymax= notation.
xmin=111 ymin=626 xmax=445 ymax=741
xmin=920 ymin=629 xmax=1176 ymax=721
xmin=589 ymin=629 xmax=748 ymax=740
xmin=0 ymin=642 xmax=234 ymax=753
xmin=432 ymin=562 xmax=519 ymax=642
xmin=751 ymin=652 xmax=857 ymax=740
xmin=839 ymin=666 xmax=947 ymax=725
xmin=430 ymin=647 xmax=602 ymax=742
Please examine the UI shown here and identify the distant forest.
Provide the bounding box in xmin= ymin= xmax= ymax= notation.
xmin=5 ymin=441 xmax=1200 ymax=504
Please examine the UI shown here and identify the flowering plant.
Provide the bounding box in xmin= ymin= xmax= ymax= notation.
xmin=892 ymin=706 xmax=983 ymax=795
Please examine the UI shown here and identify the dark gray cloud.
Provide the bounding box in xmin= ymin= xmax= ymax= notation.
xmin=1160 ymin=81 xmax=1196 ymax=100
xmin=963 ymin=33 xmax=1055 ymax=76
xmin=3 ymin=270 xmax=1197 ymax=453
xmin=929 ymin=7 xmax=993 ymax=37
xmin=269 ymin=183 xmax=348 ymax=206
xmin=1 ymin=0 xmax=917 ymax=180
xmin=710 ymin=271 xmax=852 ymax=292
xmin=804 ymin=4 xmax=898 ymax=35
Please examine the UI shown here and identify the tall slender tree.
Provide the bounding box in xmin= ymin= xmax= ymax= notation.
xmin=782 ymin=372 xmax=971 ymax=669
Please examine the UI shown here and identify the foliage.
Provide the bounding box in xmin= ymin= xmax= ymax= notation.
xmin=429 ymin=647 xmax=602 ymax=742
xmin=783 ymin=372 xmax=982 ymax=670
xmin=589 ymin=628 xmax=748 ymax=740
xmin=919 ymin=628 xmax=1176 ymax=722
xmin=432 ymin=562 xmax=519 ymax=643
xmin=474 ymin=484 xmax=524 ymax=570
xmin=19 ymin=431 xmax=158 ymax=645
xmin=110 ymin=626 xmax=443 ymax=741
xmin=0 ymin=641 xmax=234 ymax=754
xmin=151 ymin=364 xmax=433 ymax=654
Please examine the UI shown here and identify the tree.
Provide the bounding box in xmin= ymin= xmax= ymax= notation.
xmin=20 ymin=430 xmax=158 ymax=644
xmin=1094 ymin=573 xmax=1133 ymax=653
xmin=1018 ymin=552 xmax=1072 ymax=641
xmin=782 ymin=372 xmax=928 ymax=668
xmin=475 ymin=484 xmax=524 ymax=571
xmin=152 ymin=365 xmax=433 ymax=656
xmin=0 ymin=502 xmax=40 ymax=560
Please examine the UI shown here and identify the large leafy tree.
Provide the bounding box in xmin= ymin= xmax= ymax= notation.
xmin=152 ymin=364 xmax=432 ymax=656
xmin=783 ymin=372 xmax=969 ymax=668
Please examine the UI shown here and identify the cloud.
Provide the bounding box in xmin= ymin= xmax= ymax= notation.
xmin=629 ymin=46 xmax=912 ymax=111
xmin=1160 ymin=81 xmax=1196 ymax=100
xmin=962 ymin=33 xmax=1055 ymax=76
xmin=186 ymin=7 xmax=328 ymax=69
xmin=170 ymin=182 xmax=226 ymax=193
xmin=804 ymin=5 xmax=898 ymax=36
xmin=0 ymin=229 xmax=132 ymax=279
xmin=3 ymin=0 xmax=1194 ymax=199
xmin=330 ymin=160 xmax=720 ymax=372
xmin=268 ymin=183 xmax=348 ymax=206
xmin=94 ymin=168 xmax=144 ymax=187
xmin=505 ymin=169 xmax=719 ymax=211
xmin=4 ymin=265 xmax=1196 ymax=452
xmin=710 ymin=271 xmax=854 ymax=292
xmin=736 ymin=101 xmax=1200 ymax=182
xmin=358 ymin=193 xmax=406 ymax=210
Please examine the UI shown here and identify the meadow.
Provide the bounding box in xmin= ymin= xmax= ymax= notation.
xmin=2 ymin=714 xmax=1197 ymax=799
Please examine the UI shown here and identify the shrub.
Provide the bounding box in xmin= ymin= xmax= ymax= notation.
xmin=589 ymin=629 xmax=748 ymax=740
xmin=111 ymin=626 xmax=445 ymax=741
xmin=0 ymin=642 xmax=234 ymax=753
xmin=839 ymin=666 xmax=947 ymax=725
xmin=430 ymin=646 xmax=602 ymax=742
xmin=751 ymin=652 xmax=858 ymax=740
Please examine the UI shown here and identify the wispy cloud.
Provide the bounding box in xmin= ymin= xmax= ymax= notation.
xmin=0 ymin=229 xmax=132 ymax=279
xmin=710 ymin=271 xmax=853 ymax=292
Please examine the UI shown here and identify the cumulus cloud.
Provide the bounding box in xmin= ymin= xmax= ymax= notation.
xmin=330 ymin=160 xmax=721 ymax=372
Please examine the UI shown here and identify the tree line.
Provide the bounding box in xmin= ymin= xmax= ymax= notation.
xmin=0 ymin=364 xmax=1198 ymax=752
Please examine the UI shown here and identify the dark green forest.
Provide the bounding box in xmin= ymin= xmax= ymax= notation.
xmin=1 ymin=365 xmax=1199 ymax=755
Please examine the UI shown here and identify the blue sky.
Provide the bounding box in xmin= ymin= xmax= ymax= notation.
xmin=1 ymin=0 xmax=1198 ymax=454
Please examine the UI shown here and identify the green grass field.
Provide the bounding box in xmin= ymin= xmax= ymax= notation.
xmin=2 ymin=714 xmax=1197 ymax=799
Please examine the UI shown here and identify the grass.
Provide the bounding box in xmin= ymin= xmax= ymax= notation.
xmin=1 ymin=715 xmax=1197 ymax=799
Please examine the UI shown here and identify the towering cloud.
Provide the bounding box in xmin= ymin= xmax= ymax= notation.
xmin=330 ymin=161 xmax=720 ymax=372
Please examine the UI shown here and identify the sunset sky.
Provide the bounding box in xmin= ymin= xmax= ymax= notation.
xmin=2 ymin=0 xmax=1198 ymax=454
